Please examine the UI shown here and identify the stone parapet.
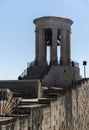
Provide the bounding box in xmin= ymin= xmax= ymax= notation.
xmin=0 ymin=80 xmax=42 ymax=99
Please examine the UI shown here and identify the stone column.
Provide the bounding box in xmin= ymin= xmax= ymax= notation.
xmin=50 ymin=28 xmax=58 ymax=65
xmin=42 ymin=29 xmax=47 ymax=65
xmin=35 ymin=29 xmax=47 ymax=66
xmin=60 ymin=30 xmax=67 ymax=66
xmin=35 ymin=29 xmax=39 ymax=65
xmin=66 ymin=31 xmax=71 ymax=66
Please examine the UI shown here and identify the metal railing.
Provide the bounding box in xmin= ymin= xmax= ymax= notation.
xmin=19 ymin=61 xmax=35 ymax=79
xmin=27 ymin=61 xmax=35 ymax=68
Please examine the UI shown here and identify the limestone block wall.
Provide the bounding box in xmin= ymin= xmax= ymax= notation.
xmin=42 ymin=106 xmax=51 ymax=130
xmin=22 ymin=105 xmax=51 ymax=130
xmin=0 ymin=96 xmax=66 ymax=130
xmin=0 ymin=115 xmax=29 ymax=130
xmin=71 ymin=88 xmax=78 ymax=130
xmin=71 ymin=79 xmax=89 ymax=130
xmin=29 ymin=97 xmax=66 ymax=130
xmin=31 ymin=97 xmax=66 ymax=130
xmin=1 ymin=79 xmax=89 ymax=130
xmin=50 ymin=96 xmax=66 ymax=130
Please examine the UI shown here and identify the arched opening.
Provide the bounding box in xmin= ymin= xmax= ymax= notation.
xmin=44 ymin=28 xmax=61 ymax=65
xmin=45 ymin=29 xmax=52 ymax=65
xmin=47 ymin=46 xmax=50 ymax=65
xmin=57 ymin=46 xmax=60 ymax=64
xmin=57 ymin=29 xmax=61 ymax=64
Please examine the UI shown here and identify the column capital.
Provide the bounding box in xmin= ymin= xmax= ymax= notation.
xmin=61 ymin=29 xmax=71 ymax=35
xmin=60 ymin=29 xmax=67 ymax=35
xmin=52 ymin=27 xmax=58 ymax=30
xmin=66 ymin=30 xmax=71 ymax=34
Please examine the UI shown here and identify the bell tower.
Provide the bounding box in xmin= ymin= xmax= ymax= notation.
xmin=34 ymin=16 xmax=72 ymax=66
xmin=33 ymin=16 xmax=80 ymax=87
xmin=20 ymin=16 xmax=80 ymax=87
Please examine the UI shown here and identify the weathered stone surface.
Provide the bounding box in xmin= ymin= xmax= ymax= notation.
xmin=0 ymin=80 xmax=42 ymax=98
xmin=21 ymin=16 xmax=80 ymax=88
xmin=1 ymin=79 xmax=89 ymax=130
xmin=43 ymin=66 xmax=80 ymax=87
xmin=71 ymin=79 xmax=89 ymax=130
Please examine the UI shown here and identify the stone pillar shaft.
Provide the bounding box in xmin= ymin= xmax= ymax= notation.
xmin=35 ymin=29 xmax=47 ymax=66
xmin=50 ymin=28 xmax=58 ymax=65
xmin=35 ymin=29 xmax=39 ymax=65
xmin=66 ymin=31 xmax=71 ymax=66
xmin=60 ymin=30 xmax=67 ymax=66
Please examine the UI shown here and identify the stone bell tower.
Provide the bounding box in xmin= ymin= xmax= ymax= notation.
xmin=34 ymin=16 xmax=72 ymax=66
xmin=20 ymin=16 xmax=80 ymax=87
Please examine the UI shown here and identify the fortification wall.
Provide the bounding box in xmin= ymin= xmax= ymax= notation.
xmin=1 ymin=79 xmax=89 ymax=130
xmin=0 ymin=80 xmax=42 ymax=98
xmin=0 ymin=95 xmax=66 ymax=130
xmin=71 ymin=79 xmax=89 ymax=130
xmin=0 ymin=115 xmax=30 ymax=130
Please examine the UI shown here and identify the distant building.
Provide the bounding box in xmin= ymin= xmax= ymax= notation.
xmin=0 ymin=16 xmax=89 ymax=130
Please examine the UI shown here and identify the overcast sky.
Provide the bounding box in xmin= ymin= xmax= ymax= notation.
xmin=0 ymin=0 xmax=89 ymax=80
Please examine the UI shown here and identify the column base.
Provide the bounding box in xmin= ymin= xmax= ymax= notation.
xmin=50 ymin=59 xmax=58 ymax=66
xmin=34 ymin=58 xmax=47 ymax=66
xmin=60 ymin=57 xmax=68 ymax=66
